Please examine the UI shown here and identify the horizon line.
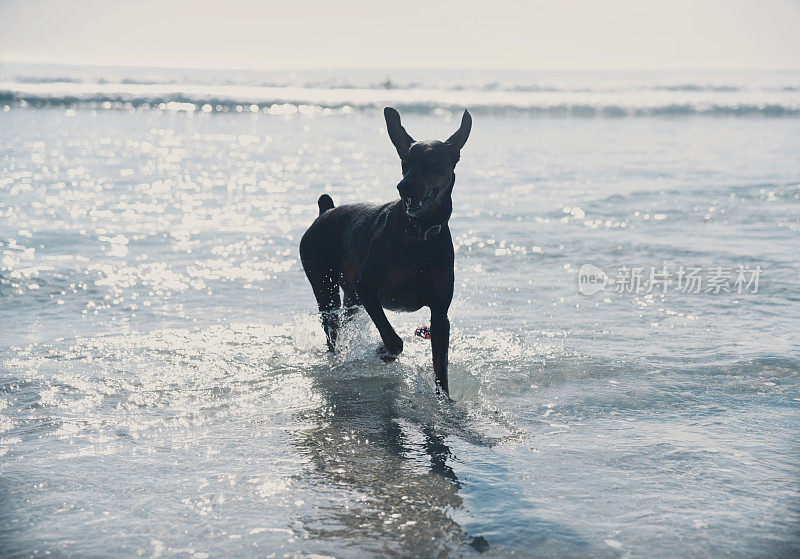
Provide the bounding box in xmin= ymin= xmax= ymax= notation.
xmin=2 ymin=58 xmax=800 ymax=74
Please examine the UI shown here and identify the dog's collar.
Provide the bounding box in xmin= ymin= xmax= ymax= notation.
xmin=405 ymin=220 xmax=446 ymax=243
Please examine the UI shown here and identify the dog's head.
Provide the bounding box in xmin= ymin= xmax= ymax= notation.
xmin=384 ymin=107 xmax=471 ymax=218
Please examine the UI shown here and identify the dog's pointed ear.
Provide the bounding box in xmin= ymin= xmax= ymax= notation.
xmin=384 ymin=107 xmax=414 ymax=158
xmin=446 ymin=109 xmax=472 ymax=162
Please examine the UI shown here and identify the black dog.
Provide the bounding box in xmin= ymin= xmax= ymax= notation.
xmin=299 ymin=107 xmax=471 ymax=395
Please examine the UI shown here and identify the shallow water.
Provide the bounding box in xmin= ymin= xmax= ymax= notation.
xmin=1 ymin=69 xmax=800 ymax=557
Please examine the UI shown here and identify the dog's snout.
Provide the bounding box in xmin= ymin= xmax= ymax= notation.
xmin=397 ymin=179 xmax=414 ymax=198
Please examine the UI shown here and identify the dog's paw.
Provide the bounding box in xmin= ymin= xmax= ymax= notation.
xmin=378 ymin=349 xmax=397 ymax=362
xmin=386 ymin=334 xmax=403 ymax=355
xmin=377 ymin=335 xmax=403 ymax=361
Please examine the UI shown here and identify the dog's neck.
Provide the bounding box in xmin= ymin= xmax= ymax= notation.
xmin=403 ymin=174 xmax=454 ymax=243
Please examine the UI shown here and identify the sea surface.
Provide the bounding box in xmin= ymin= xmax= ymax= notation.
xmin=1 ymin=64 xmax=799 ymax=557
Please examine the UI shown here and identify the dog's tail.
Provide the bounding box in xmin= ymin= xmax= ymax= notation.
xmin=317 ymin=194 xmax=335 ymax=215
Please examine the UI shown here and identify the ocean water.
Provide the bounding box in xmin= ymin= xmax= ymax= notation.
xmin=1 ymin=65 xmax=799 ymax=557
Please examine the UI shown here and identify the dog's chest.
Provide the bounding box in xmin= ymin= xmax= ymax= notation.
xmin=376 ymin=260 xmax=428 ymax=311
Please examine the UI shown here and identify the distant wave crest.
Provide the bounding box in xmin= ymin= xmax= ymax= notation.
xmin=8 ymin=75 xmax=795 ymax=93
xmin=2 ymin=89 xmax=799 ymax=117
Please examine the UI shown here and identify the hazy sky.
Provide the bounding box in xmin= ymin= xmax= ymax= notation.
xmin=1 ymin=0 xmax=799 ymax=70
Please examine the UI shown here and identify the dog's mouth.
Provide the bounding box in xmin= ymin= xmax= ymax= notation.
xmin=404 ymin=189 xmax=438 ymax=217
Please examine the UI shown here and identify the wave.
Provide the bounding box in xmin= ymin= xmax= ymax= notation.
xmin=2 ymin=67 xmax=799 ymax=116
xmin=657 ymin=84 xmax=741 ymax=92
xmin=2 ymin=89 xmax=799 ymax=117
xmin=6 ymin=78 xmax=792 ymax=94
xmin=14 ymin=76 xmax=85 ymax=84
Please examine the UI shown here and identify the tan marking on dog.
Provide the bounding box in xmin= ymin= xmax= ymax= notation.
xmin=339 ymin=257 xmax=357 ymax=285
xmin=430 ymin=271 xmax=451 ymax=299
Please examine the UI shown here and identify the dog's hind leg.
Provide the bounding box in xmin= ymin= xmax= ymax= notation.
xmin=306 ymin=264 xmax=341 ymax=352
xmin=340 ymin=277 xmax=362 ymax=325
xmin=299 ymin=194 xmax=343 ymax=351
xmin=300 ymin=236 xmax=342 ymax=351
xmin=338 ymin=256 xmax=362 ymax=326
xmin=341 ymin=292 xmax=361 ymax=327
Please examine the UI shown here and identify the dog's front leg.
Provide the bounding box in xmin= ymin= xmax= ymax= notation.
xmin=355 ymin=279 xmax=403 ymax=360
xmin=430 ymin=309 xmax=450 ymax=395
